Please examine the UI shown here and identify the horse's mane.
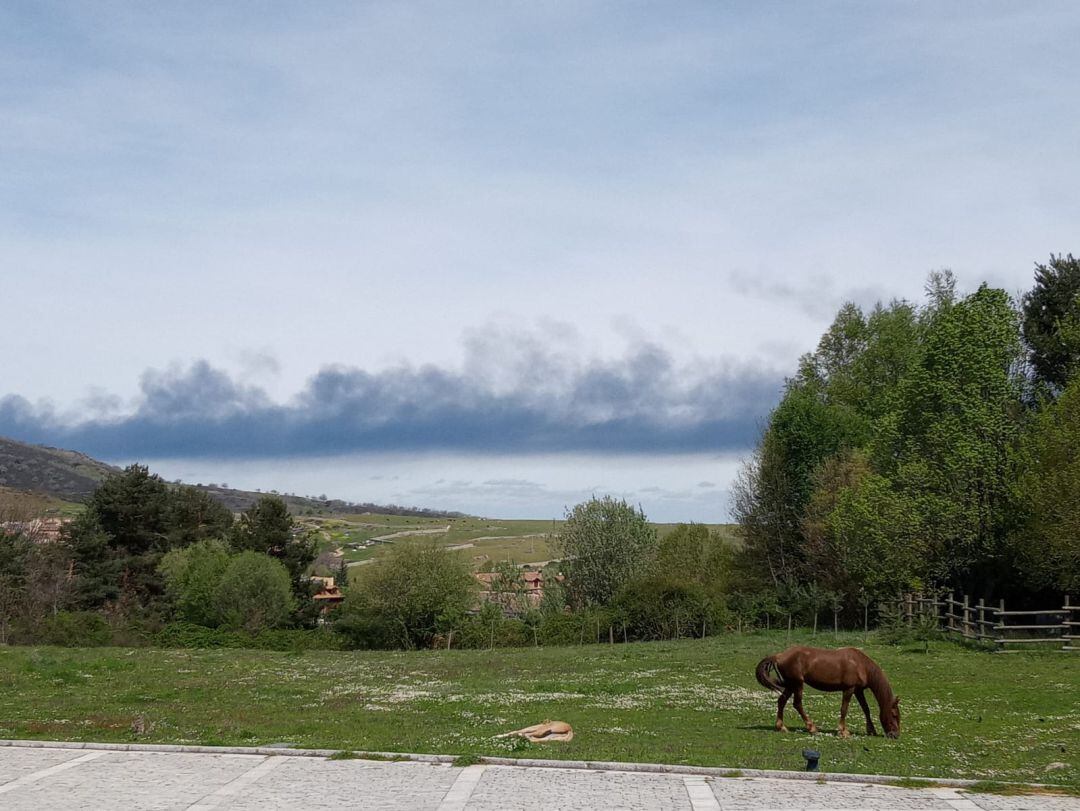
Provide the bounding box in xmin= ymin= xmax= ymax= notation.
xmin=866 ymin=658 xmax=895 ymax=707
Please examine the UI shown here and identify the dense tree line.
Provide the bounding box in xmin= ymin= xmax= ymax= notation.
xmin=733 ymin=256 xmax=1080 ymax=616
xmin=0 ymin=466 xmax=316 ymax=644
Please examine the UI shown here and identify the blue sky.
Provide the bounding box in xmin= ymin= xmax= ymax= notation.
xmin=2 ymin=2 xmax=1079 ymax=520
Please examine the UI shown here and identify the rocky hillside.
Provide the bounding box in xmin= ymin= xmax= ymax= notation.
xmin=0 ymin=436 xmax=117 ymax=501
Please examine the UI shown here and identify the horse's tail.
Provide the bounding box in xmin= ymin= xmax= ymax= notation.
xmin=755 ymin=655 xmax=785 ymax=694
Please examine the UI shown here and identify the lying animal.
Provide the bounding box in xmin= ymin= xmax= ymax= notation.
xmin=494 ymin=721 xmax=574 ymax=742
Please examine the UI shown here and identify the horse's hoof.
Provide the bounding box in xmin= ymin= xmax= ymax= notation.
xmin=839 ymin=728 xmax=852 ymax=739
xmin=807 ymin=725 xmax=818 ymax=734
xmin=776 ymin=725 xmax=789 ymax=733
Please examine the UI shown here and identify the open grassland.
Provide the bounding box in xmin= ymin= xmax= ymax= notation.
xmin=0 ymin=632 xmax=1075 ymax=784
xmin=0 ymin=486 xmax=82 ymax=517
xmin=310 ymin=513 xmax=738 ymax=569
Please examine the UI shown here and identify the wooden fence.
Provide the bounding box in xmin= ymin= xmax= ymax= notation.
xmin=895 ymin=592 xmax=1078 ymax=652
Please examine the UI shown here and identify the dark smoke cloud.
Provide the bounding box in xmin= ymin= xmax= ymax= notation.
xmin=0 ymin=336 xmax=783 ymax=459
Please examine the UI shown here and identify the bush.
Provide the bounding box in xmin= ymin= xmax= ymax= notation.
xmin=450 ymin=607 xmax=532 ymax=649
xmin=155 ymin=622 xmax=348 ymax=651
xmin=38 ymin=612 xmax=112 ymax=647
xmin=159 ymin=539 xmax=232 ymax=627
xmin=613 ymin=577 xmax=711 ymax=641
xmin=337 ymin=542 xmax=476 ymax=650
xmin=214 ymin=552 xmax=296 ymax=633
xmin=536 ymin=607 xmax=617 ymax=646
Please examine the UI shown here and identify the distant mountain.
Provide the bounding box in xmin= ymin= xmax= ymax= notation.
xmin=0 ymin=436 xmax=464 ymax=518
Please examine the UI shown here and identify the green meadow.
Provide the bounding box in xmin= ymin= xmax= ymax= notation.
xmin=305 ymin=513 xmax=738 ymax=570
xmin=0 ymin=632 xmax=1075 ymax=785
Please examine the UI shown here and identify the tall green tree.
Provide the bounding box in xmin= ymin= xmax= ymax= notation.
xmin=881 ymin=285 xmax=1025 ymax=588
xmin=166 ymin=488 xmax=234 ymax=548
xmin=1011 ymin=377 xmax=1080 ymax=592
xmin=64 ymin=465 xmax=174 ymax=609
xmin=653 ymin=523 xmax=733 ymax=598
xmin=733 ymin=382 xmax=868 ymax=586
xmin=64 ymin=466 xmax=236 ymax=610
xmin=1021 ymin=254 xmax=1080 ymax=394
xmin=231 ymin=495 xmax=315 ymax=594
xmin=553 ymin=496 xmax=657 ymax=608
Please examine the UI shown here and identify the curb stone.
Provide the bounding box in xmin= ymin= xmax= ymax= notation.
xmin=0 ymin=739 xmax=1055 ymax=791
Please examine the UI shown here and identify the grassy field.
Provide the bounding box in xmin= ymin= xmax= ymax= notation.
xmin=0 ymin=632 xmax=1075 ymax=785
xmin=307 ymin=513 xmax=739 ymax=570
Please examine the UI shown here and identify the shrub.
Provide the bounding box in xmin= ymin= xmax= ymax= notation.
xmin=38 ymin=611 xmax=112 ymax=647
xmin=214 ymin=552 xmax=296 ymax=633
xmin=155 ymin=622 xmax=348 ymax=651
xmin=159 ymin=539 xmax=231 ymax=627
xmin=613 ymin=577 xmax=710 ymax=641
xmin=337 ymin=542 xmax=476 ymax=650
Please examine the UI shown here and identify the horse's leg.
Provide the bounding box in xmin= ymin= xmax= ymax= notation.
xmin=838 ymin=688 xmax=854 ymax=738
xmin=792 ymin=683 xmax=817 ymax=734
xmin=856 ymin=689 xmax=877 ymax=736
xmin=775 ymin=688 xmax=792 ymax=732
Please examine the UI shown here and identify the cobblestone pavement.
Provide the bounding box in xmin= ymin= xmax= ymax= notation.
xmin=0 ymin=746 xmax=1076 ymax=810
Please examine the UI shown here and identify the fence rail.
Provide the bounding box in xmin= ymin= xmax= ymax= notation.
xmin=893 ymin=592 xmax=1077 ymax=652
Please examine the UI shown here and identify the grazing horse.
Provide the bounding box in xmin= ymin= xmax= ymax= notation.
xmin=755 ymin=646 xmax=901 ymax=738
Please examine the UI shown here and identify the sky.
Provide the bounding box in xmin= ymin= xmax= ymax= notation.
xmin=2 ymin=2 xmax=1079 ymax=521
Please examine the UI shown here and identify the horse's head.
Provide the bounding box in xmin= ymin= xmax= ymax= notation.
xmin=882 ymin=697 xmax=901 ymax=738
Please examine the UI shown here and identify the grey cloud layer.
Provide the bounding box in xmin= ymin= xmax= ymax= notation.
xmin=0 ymin=341 xmax=781 ymax=459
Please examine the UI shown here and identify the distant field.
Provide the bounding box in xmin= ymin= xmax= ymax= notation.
xmin=0 ymin=486 xmax=83 ymax=517
xmin=303 ymin=514 xmax=739 ymax=570
xmin=0 ymin=633 xmax=1074 ymax=784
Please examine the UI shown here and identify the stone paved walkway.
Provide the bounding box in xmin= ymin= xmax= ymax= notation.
xmin=0 ymin=745 xmax=1076 ymax=810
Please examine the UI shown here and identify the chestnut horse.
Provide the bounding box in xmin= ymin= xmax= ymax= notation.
xmin=755 ymin=646 xmax=900 ymax=738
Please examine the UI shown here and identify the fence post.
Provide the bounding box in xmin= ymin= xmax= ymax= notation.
xmin=977 ymin=598 xmax=985 ymax=642
xmin=948 ymin=591 xmax=956 ymax=635
xmin=962 ymin=594 xmax=971 ymax=639
xmin=1065 ymin=594 xmax=1073 ymax=652
xmin=998 ymin=598 xmax=1006 ymax=648
xmin=905 ymin=593 xmax=913 ymax=626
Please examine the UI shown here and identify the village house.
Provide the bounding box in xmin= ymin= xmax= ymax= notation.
xmin=309 ymin=575 xmax=344 ymax=621
xmin=474 ymin=568 xmax=551 ymax=616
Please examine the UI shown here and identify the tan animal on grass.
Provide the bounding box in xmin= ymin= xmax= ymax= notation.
xmin=494 ymin=721 xmax=574 ymax=742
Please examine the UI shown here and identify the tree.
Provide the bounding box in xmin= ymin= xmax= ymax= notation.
xmin=213 ymin=552 xmax=296 ymax=633
xmin=653 ymin=523 xmax=732 ymax=599
xmin=0 ymin=532 xmax=32 ymax=643
xmin=880 ymin=285 xmax=1025 ymax=589
xmin=1011 ymin=377 xmax=1080 ymax=592
xmin=552 ymin=496 xmax=657 ymax=608
xmin=733 ymin=384 xmax=868 ymax=587
xmin=166 ymin=487 xmax=234 ymax=548
xmin=64 ymin=465 xmax=174 ymax=610
xmin=63 ymin=466 xmax=234 ymax=611
xmin=1022 ymin=254 xmax=1080 ymax=393
xmin=232 ymin=495 xmax=315 ymax=594
xmin=801 ymin=450 xmax=926 ymax=603
xmin=85 ymin=464 xmax=173 ymax=555
xmin=337 ymin=542 xmax=476 ymax=649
